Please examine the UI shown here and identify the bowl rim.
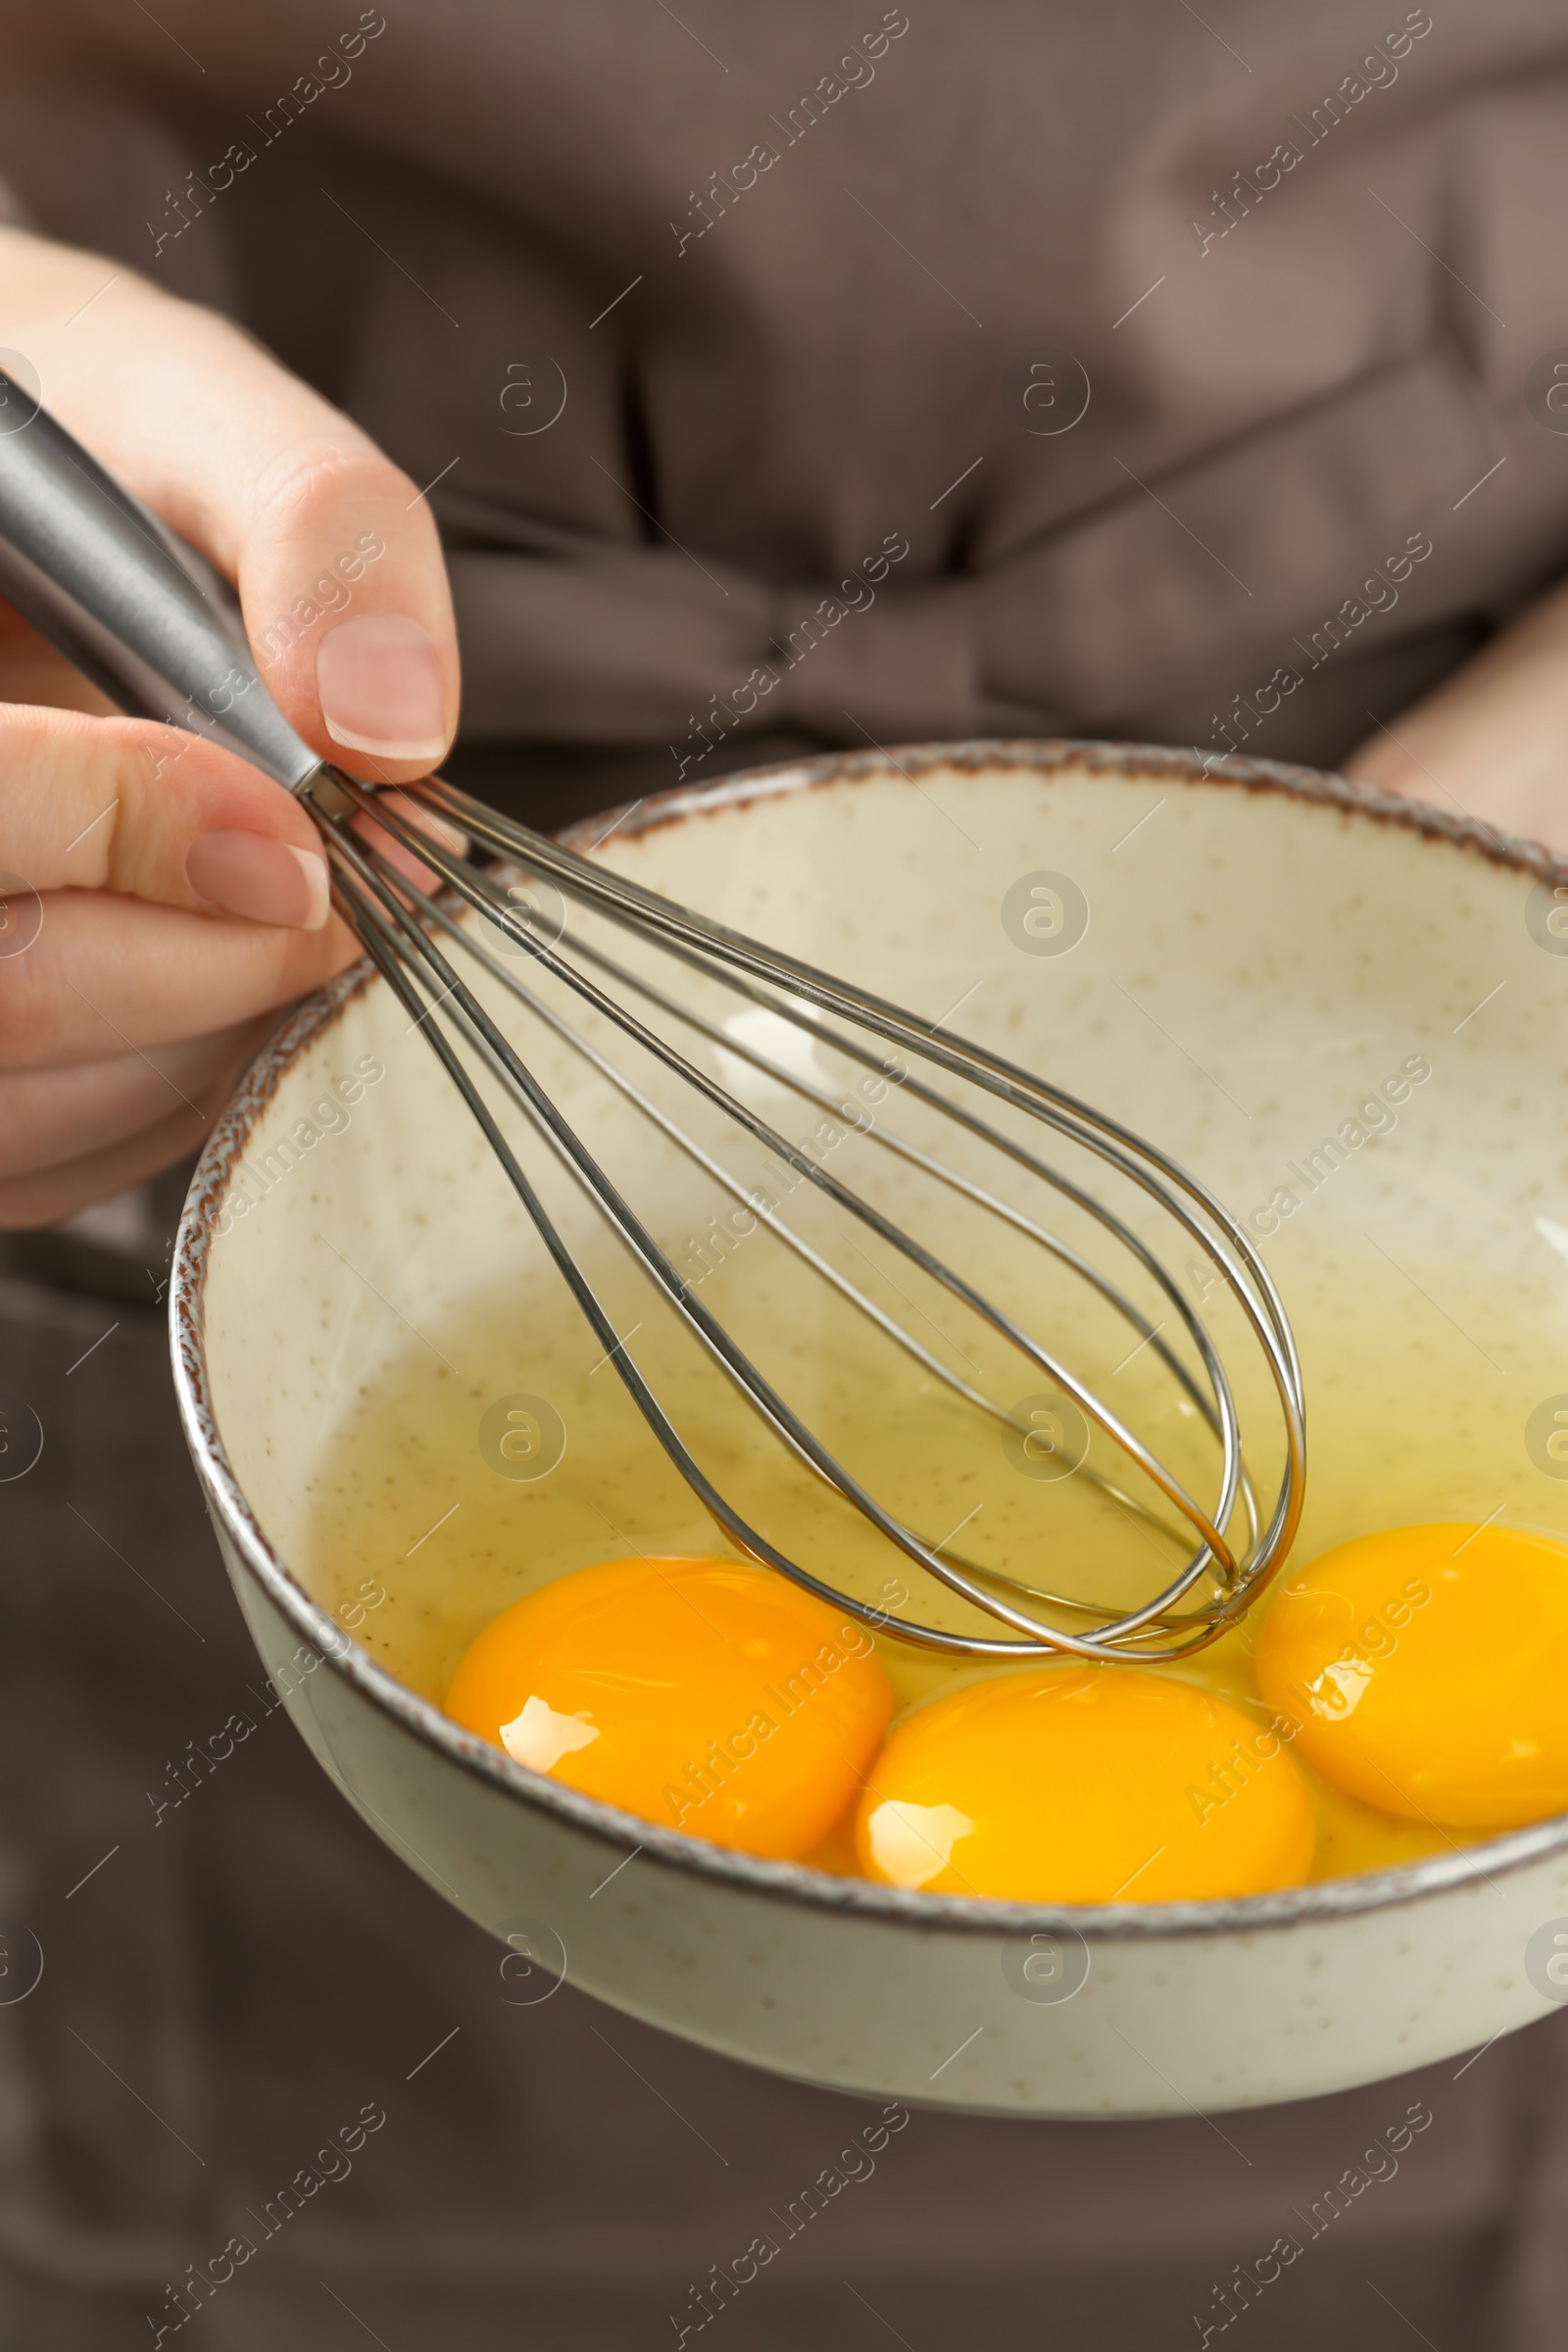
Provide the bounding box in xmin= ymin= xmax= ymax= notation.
xmin=170 ymin=735 xmax=1568 ymax=1945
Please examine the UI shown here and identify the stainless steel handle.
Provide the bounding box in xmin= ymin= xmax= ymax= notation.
xmin=0 ymin=367 xmax=324 ymax=794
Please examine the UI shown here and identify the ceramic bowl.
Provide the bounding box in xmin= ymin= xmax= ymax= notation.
xmin=171 ymin=741 xmax=1568 ymax=2117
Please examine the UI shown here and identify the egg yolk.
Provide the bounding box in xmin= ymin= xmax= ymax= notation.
xmin=445 ymin=1555 xmax=893 ymax=1859
xmin=852 ymin=1667 xmax=1315 ymax=1902
xmin=1254 ymin=1521 xmax=1568 ymax=1830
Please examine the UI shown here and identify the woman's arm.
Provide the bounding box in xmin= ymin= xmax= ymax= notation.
xmin=1342 ymin=574 xmax=1568 ymax=853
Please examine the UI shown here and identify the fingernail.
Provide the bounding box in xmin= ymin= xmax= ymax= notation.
xmin=187 ymin=831 xmax=330 ymax=931
xmin=317 ymin=612 xmax=448 ymax=760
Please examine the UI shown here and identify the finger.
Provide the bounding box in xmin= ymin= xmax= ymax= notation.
xmin=0 ymin=594 xmax=119 ymax=716
xmin=0 ymin=1023 xmax=265 ymax=1184
xmin=0 ymin=1102 xmax=221 ymax=1229
xmin=4 ymin=226 xmax=460 ymax=781
xmin=0 ymin=704 xmax=336 ymax=926
xmin=0 ymin=706 xmax=466 ymax=928
xmin=0 ymin=887 xmax=358 ymax=1068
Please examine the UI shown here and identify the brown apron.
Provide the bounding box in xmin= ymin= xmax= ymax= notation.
xmin=1 ymin=2 xmax=1567 ymax=2339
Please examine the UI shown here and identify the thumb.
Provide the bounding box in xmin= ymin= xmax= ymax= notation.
xmin=242 ymin=464 xmax=457 ymax=782
xmin=5 ymin=227 xmax=459 ymax=783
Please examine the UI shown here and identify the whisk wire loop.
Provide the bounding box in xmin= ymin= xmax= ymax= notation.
xmin=324 ymin=816 xmax=1214 ymax=1657
xmin=310 ymin=770 xmax=1304 ymax=1661
xmin=355 ymin=846 xmax=1250 ymax=1634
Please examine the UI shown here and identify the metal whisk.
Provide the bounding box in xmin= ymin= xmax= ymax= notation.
xmin=0 ymin=369 xmax=1305 ymax=1660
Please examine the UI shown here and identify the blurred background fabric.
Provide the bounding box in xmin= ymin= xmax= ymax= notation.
xmin=2 ymin=1 xmax=1568 ymax=2342
xmin=0 ymin=0 xmax=1562 ymax=824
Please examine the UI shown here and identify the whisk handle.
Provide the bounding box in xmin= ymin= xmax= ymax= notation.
xmin=0 ymin=366 xmax=322 ymax=793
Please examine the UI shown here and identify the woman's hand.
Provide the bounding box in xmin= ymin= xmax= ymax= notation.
xmin=0 ymin=221 xmax=460 ymax=1226
xmin=1342 ymin=574 xmax=1568 ymax=853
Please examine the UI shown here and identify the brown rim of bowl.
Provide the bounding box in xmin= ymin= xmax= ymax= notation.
xmin=169 ymin=738 xmax=1568 ymax=1944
